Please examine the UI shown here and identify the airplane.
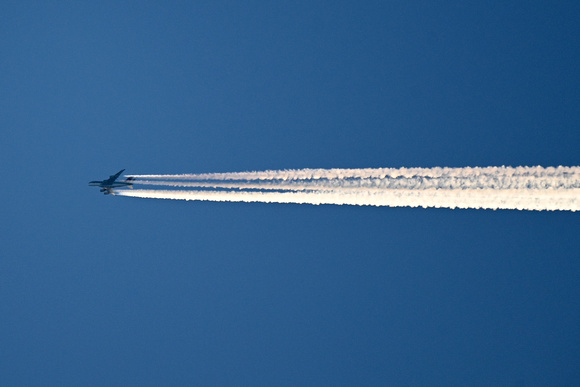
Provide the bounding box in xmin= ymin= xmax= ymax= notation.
xmin=89 ymin=169 xmax=135 ymax=195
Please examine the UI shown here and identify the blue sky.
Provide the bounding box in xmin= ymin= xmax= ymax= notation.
xmin=1 ymin=1 xmax=579 ymax=385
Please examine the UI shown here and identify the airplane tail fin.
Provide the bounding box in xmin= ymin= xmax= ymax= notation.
xmin=125 ymin=176 xmax=135 ymax=188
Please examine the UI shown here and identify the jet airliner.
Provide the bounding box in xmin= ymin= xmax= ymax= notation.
xmin=89 ymin=169 xmax=135 ymax=195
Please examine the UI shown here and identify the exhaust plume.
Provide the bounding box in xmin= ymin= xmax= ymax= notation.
xmin=119 ymin=166 xmax=580 ymax=211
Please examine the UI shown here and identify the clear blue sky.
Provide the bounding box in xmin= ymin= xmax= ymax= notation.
xmin=1 ymin=1 xmax=579 ymax=385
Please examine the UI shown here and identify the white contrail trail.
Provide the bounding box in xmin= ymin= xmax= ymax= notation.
xmin=117 ymin=187 xmax=580 ymax=211
xmin=119 ymin=166 xmax=580 ymax=211
xmin=128 ymin=166 xmax=580 ymax=182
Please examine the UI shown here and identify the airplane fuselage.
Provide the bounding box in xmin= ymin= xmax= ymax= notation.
xmin=88 ymin=181 xmax=133 ymax=188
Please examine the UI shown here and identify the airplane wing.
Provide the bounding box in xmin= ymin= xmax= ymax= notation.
xmin=105 ymin=169 xmax=125 ymax=184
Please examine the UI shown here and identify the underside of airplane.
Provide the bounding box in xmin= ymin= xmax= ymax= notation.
xmin=89 ymin=169 xmax=135 ymax=195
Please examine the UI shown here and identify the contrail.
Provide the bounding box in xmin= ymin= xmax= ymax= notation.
xmin=118 ymin=166 xmax=580 ymax=211
xmin=127 ymin=166 xmax=579 ymax=182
